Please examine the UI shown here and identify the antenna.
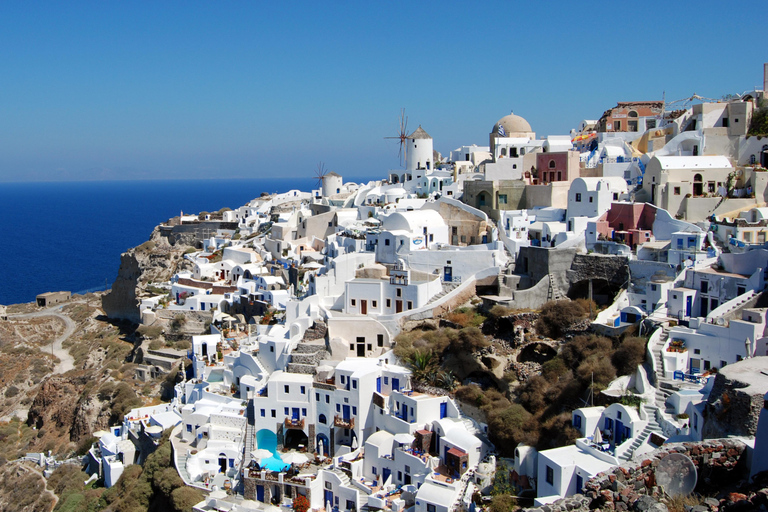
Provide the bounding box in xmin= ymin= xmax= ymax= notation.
xmin=656 ymin=453 xmax=697 ymax=497
xmin=384 ymin=108 xmax=409 ymax=168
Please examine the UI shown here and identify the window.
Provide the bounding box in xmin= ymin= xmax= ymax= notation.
xmin=694 ymin=349 xmax=701 ymax=354
xmin=372 ymin=300 xmax=377 ymax=308
xmin=722 ymin=117 xmax=729 ymax=127
xmin=613 ymin=193 xmax=619 ymax=200
xmin=429 ymin=234 xmax=433 ymax=242
xmin=615 ymin=120 xmax=622 ymax=131
xmin=284 ymin=385 xmax=290 ymax=393
xmin=316 ymin=393 xmax=320 ymax=401
xmin=386 ymin=299 xmax=391 ymax=308
xmin=407 ymin=301 xmax=413 ymax=310
xmin=352 ymin=380 xmax=357 ymax=389
xmin=260 ymin=409 xmax=266 ymax=417
xmin=548 ymin=160 xmax=556 ymax=169
xmin=405 ymin=465 xmax=411 ymax=473
xmin=384 ymin=377 xmax=389 ymax=385
xmin=302 ymin=408 xmax=307 ymax=416
xmin=378 ymin=334 xmax=384 ymax=347
xmin=427 ymin=505 xmax=436 ymax=512
xmin=651 ymin=284 xmax=657 ymax=291
xmin=546 ymin=466 xmax=554 ymax=485
xmin=674 ymin=187 xmax=681 ymax=195
xmin=352 ymin=406 xmax=357 ymax=415
xmin=372 ymin=466 xmax=377 ymax=475
xmin=701 ymin=281 xmax=708 ymax=293
xmin=270 ymin=346 xmax=274 ymax=352
xmin=300 ymin=386 xmax=306 ymax=394
xmin=351 ymin=299 xmax=356 ymax=307
xmin=186 ymin=424 xmax=192 ymax=433
xmin=326 ymin=394 xmax=330 ymax=403
xmin=575 ymin=193 xmax=582 ymax=202
xmin=340 ymin=375 xmax=345 ymax=384
xmin=573 ymin=415 xmax=581 ymax=429
xmin=336 ymin=404 xmax=341 ymax=412
xmin=385 ymin=239 xmax=390 ymax=246
xmin=284 ymin=407 xmax=289 ymax=415
xmin=588 ymin=196 xmax=593 ymax=203
xmin=271 ymin=409 xmax=276 ymax=417
xmin=499 ymin=194 xmax=507 ymax=204
xmin=396 ymin=288 xmax=402 ymax=297
xmin=367 ymin=344 xmax=372 ymax=350
xmin=617 ymin=411 xmax=622 ymax=419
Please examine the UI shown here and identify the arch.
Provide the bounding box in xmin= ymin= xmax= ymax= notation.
xmin=319 ymin=414 xmax=327 ymax=424
xmin=628 ymin=110 xmax=638 ymax=117
xmin=284 ymin=429 xmax=308 ymax=450
xmin=548 ymin=159 xmax=556 ymax=169
xmin=316 ymin=433 xmax=330 ymax=456
xmin=477 ymin=192 xmax=489 ymax=207
xmin=244 ymin=270 xmax=252 ymax=280
xmin=693 ymin=173 xmax=703 ymax=196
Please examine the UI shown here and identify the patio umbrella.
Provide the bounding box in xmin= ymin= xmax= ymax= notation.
xmin=251 ymin=449 xmax=273 ymax=460
xmin=282 ymin=452 xmax=309 ymax=465
xmin=426 ymin=456 xmax=440 ymax=470
xmin=592 ymin=425 xmax=603 ymax=445
xmin=393 ymin=433 xmax=415 ymax=445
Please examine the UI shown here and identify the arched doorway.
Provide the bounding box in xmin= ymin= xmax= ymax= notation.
xmin=219 ymin=453 xmax=228 ymax=473
xmin=284 ymin=429 xmax=309 ymax=450
xmin=693 ymin=174 xmax=703 ymax=196
xmin=316 ymin=433 xmax=330 ymax=456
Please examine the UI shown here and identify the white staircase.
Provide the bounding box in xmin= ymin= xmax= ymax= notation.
xmin=618 ymin=405 xmax=664 ymax=462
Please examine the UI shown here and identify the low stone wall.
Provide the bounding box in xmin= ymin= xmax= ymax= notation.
xmin=522 ymin=439 xmax=747 ymax=512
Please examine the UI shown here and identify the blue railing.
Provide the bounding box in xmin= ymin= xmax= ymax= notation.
xmin=673 ymin=371 xmax=701 ymax=383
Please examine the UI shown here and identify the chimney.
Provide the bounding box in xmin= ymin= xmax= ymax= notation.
xmin=764 ymin=63 xmax=768 ymax=92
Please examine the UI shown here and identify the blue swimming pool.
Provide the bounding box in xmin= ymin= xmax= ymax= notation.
xmin=256 ymin=429 xmax=289 ymax=472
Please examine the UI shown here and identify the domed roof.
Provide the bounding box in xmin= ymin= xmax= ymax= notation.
xmin=493 ymin=112 xmax=533 ymax=137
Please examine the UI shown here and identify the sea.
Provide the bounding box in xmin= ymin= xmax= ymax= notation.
xmin=0 ymin=177 xmax=367 ymax=306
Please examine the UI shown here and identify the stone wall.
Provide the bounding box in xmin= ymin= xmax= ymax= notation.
xmin=522 ymin=439 xmax=747 ymax=512
xmin=703 ymin=371 xmax=764 ymax=439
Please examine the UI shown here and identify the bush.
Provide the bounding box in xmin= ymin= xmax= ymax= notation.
xmin=445 ymin=307 xmax=486 ymax=328
xmin=488 ymin=305 xmax=513 ymax=318
xmin=171 ymin=486 xmax=205 ymax=512
xmin=137 ymin=241 xmax=156 ymax=252
xmin=536 ymin=300 xmax=587 ymax=338
xmin=293 ymin=494 xmax=311 ymax=512
xmin=486 ymin=404 xmax=534 ymax=454
xmin=560 ymin=334 xmax=613 ymax=369
xmin=612 ymin=336 xmax=647 ymax=375
xmin=149 ymin=340 xmax=163 ymax=350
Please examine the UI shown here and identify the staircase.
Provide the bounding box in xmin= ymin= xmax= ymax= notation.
xmin=426 ymin=282 xmax=459 ymax=306
xmin=618 ymin=405 xmax=664 ymax=462
xmin=650 ymin=327 xmax=677 ymax=414
xmin=332 ymin=467 xmax=351 ymax=487
xmin=287 ymin=343 xmax=328 ymax=374
xmin=547 ymin=274 xmax=564 ymax=302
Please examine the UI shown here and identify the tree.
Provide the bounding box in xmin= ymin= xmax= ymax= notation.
xmin=170 ymin=486 xmax=205 ymax=512
xmin=748 ymin=102 xmax=768 ymax=136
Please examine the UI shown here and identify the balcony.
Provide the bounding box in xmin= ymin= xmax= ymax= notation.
xmin=334 ymin=416 xmax=355 ymax=429
xmin=284 ymin=417 xmax=305 ymax=429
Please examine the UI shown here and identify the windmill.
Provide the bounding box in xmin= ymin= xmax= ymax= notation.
xmin=385 ymin=108 xmax=409 ymax=168
xmin=314 ymin=162 xmax=329 ymax=189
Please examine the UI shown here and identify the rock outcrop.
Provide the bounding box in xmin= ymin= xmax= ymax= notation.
xmin=26 ymin=375 xmax=111 ymax=443
xmin=102 ymin=226 xmax=193 ymax=323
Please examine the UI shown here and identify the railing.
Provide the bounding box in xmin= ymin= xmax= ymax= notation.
xmin=673 ymin=370 xmax=702 ymax=383
xmin=284 ymin=417 xmax=305 ymax=429
xmin=334 ymin=416 xmax=354 ymax=429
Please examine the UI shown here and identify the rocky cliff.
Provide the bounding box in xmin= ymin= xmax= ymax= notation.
xmin=102 ymin=225 xmax=194 ymax=323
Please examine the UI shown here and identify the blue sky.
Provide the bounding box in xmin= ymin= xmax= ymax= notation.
xmin=0 ymin=1 xmax=764 ymax=182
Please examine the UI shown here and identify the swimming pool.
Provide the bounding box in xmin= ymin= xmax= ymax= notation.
xmin=256 ymin=429 xmax=289 ymax=472
xmin=206 ymin=369 xmax=224 ymax=383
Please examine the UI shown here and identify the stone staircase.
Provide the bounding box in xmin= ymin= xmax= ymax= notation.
xmin=618 ymin=405 xmax=664 ymax=462
xmin=547 ymin=274 xmax=564 ymax=302
xmin=425 ymin=282 xmax=459 ymax=306
xmin=177 ymin=450 xmax=193 ymax=485
xmin=287 ymin=343 xmax=329 ymax=374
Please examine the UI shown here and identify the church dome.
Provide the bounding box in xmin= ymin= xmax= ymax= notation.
xmin=492 ymin=112 xmax=533 ymax=137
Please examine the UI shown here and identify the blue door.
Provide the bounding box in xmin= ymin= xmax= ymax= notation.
xmin=257 ymin=485 xmax=265 ymax=502
xmin=382 ymin=468 xmax=391 ymax=484
xmin=576 ymin=474 xmax=583 ymax=491
xmin=614 ymin=420 xmax=624 ymax=444
xmin=685 ymin=296 xmax=692 ymax=317
xmin=292 ymin=408 xmax=300 ymax=420
xmin=324 ymin=489 xmax=334 ymax=508
xmin=444 ymin=266 xmax=453 ymax=283
xmin=342 ymin=405 xmax=350 ymax=421
xmin=440 ymin=402 xmax=447 ymax=419
xmin=392 ymin=378 xmax=400 ymax=391
xmin=376 ymin=377 xmax=381 ymax=393
xmin=401 ymin=403 xmax=407 ymax=422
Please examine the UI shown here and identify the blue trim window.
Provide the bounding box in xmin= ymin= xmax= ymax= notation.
xmin=260 ymin=409 xmax=266 ymax=417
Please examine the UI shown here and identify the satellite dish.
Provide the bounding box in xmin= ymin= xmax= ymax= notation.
xmin=656 ymin=453 xmax=697 ymax=497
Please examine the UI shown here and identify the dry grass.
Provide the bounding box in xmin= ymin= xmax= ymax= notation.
xmin=664 ymin=494 xmax=706 ymax=512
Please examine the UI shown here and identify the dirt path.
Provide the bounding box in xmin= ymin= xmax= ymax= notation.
xmin=7 ymin=303 xmax=84 ymax=374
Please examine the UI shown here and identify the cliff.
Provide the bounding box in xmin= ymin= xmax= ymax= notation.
xmin=102 ymin=225 xmax=194 ymax=323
